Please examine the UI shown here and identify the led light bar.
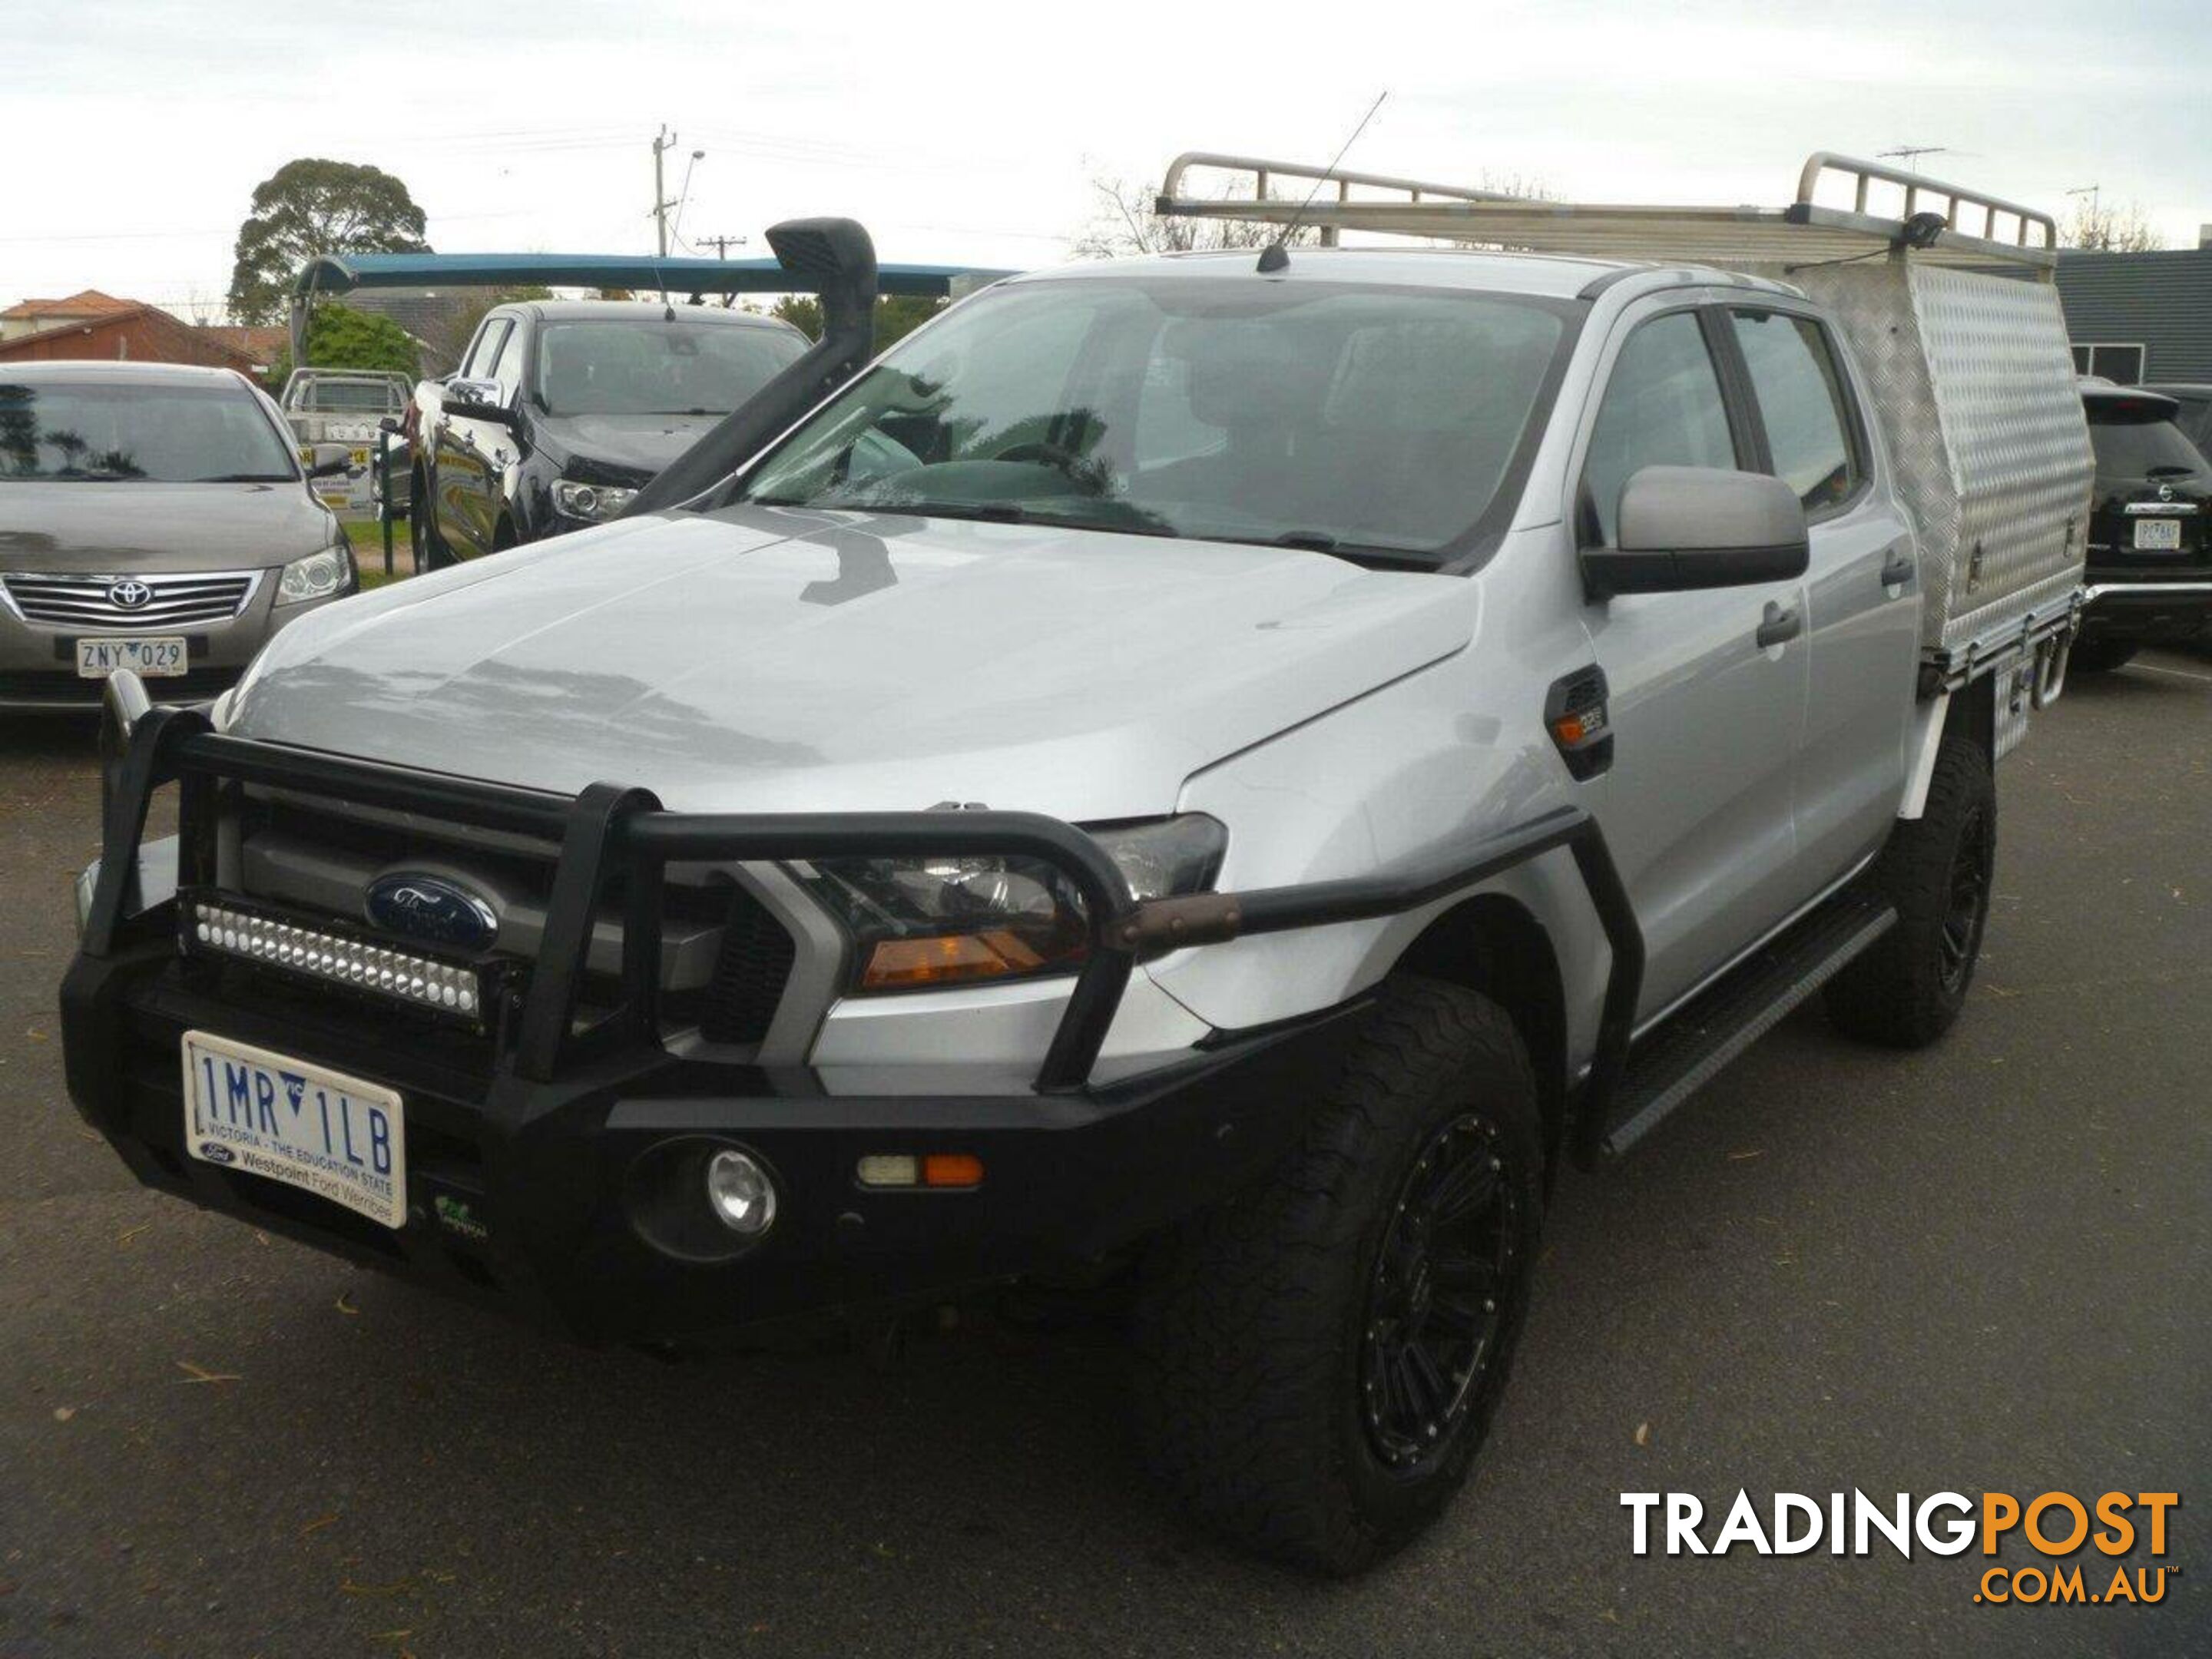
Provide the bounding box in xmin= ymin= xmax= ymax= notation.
xmin=181 ymin=893 xmax=487 ymax=1022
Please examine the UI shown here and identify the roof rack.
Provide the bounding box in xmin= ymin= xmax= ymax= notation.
xmin=1156 ymin=150 xmax=2060 ymax=274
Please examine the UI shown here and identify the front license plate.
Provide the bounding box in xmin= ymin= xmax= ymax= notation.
xmin=2133 ymin=518 xmax=2184 ymax=551
xmin=77 ymin=635 xmax=187 ymax=678
xmin=181 ymin=1031 xmax=406 ymax=1228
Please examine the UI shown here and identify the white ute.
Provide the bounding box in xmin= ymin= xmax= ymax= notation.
xmin=67 ymin=161 xmax=2090 ymax=1572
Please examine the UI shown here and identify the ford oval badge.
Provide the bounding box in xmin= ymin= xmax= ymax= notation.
xmin=365 ymin=873 xmax=498 ymax=952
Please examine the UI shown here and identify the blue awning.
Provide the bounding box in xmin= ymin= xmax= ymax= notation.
xmin=291 ymin=250 xmax=1015 ymax=300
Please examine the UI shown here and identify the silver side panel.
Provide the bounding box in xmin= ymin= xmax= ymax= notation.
xmin=1760 ymin=259 xmax=2091 ymax=657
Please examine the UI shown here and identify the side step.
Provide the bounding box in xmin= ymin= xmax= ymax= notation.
xmin=1601 ymin=890 xmax=1897 ymax=1157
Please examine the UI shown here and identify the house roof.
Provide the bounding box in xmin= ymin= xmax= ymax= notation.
xmin=0 ymin=304 xmax=262 ymax=373
xmin=1 ymin=288 xmax=137 ymax=320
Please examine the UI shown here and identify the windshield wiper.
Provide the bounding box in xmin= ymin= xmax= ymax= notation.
xmin=871 ymin=499 xmax=1178 ymax=538
xmin=195 ymin=472 xmax=293 ymax=483
xmin=1207 ymin=528 xmax=1439 ymax=570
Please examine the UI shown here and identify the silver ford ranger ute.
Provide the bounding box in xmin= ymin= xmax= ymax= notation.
xmin=63 ymin=165 xmax=2090 ymax=1572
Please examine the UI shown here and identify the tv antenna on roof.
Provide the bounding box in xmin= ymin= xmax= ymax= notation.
xmin=1257 ymin=91 xmax=1389 ymax=274
xmin=1877 ymin=144 xmax=1951 ymax=174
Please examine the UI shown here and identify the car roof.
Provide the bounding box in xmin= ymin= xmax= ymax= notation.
xmin=1002 ymin=246 xmax=1803 ymax=303
xmin=0 ymin=359 xmax=258 ymax=389
xmin=502 ymin=300 xmax=807 ymax=333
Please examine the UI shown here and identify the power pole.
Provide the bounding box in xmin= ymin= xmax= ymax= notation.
xmin=651 ymin=126 xmax=680 ymax=257
xmin=700 ymin=234 xmax=747 ymax=259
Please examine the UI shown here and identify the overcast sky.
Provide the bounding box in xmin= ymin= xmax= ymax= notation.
xmin=4 ymin=0 xmax=2205 ymax=320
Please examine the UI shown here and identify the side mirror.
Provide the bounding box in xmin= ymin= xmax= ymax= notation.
xmin=1581 ymin=465 xmax=1809 ymax=599
xmin=376 ymin=415 xmax=401 ymax=435
xmin=443 ymin=377 xmax=517 ymax=426
xmin=306 ymin=442 xmax=353 ymax=479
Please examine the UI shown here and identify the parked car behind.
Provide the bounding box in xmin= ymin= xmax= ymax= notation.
xmin=278 ymin=368 xmax=412 ymax=514
xmin=0 ymin=361 xmax=356 ymax=710
xmin=409 ymin=302 xmax=808 ymax=565
xmin=2076 ymin=379 xmax=2212 ymax=671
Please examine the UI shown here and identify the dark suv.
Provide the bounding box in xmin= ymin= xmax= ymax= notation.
xmin=2076 ymin=381 xmax=2212 ymax=671
xmin=411 ymin=302 xmax=808 ymax=564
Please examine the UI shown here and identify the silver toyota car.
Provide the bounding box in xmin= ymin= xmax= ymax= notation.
xmin=1 ymin=360 xmax=357 ymax=710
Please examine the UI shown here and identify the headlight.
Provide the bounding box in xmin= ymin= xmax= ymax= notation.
xmin=553 ymin=478 xmax=637 ymax=522
xmin=796 ymin=813 xmax=1227 ymax=993
xmin=275 ymin=545 xmax=353 ymax=606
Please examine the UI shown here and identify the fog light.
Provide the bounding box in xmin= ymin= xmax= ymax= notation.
xmin=705 ymin=1149 xmax=777 ymax=1237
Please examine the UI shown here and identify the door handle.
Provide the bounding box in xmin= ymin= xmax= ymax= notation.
xmin=1756 ymin=601 xmax=1803 ymax=648
xmin=1880 ymin=546 xmax=1915 ymax=589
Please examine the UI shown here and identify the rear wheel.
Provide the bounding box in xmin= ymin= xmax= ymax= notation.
xmin=2068 ymin=637 xmax=2137 ymax=674
xmin=409 ymin=478 xmax=452 ymax=572
xmin=1825 ymin=734 xmax=1996 ymax=1048
xmin=1130 ymin=976 xmax=1544 ymax=1575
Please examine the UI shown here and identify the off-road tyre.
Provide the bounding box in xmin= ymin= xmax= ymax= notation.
xmin=2067 ymin=638 xmax=2137 ymax=674
xmin=1129 ymin=975 xmax=1545 ymax=1575
xmin=1824 ymin=734 xmax=1996 ymax=1048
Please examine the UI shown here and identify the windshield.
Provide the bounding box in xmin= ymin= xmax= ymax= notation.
xmin=2088 ymin=408 xmax=2211 ymax=482
xmin=534 ymin=319 xmax=806 ymax=417
xmin=0 ymin=380 xmax=297 ymax=482
xmin=733 ymin=276 xmax=1570 ymax=561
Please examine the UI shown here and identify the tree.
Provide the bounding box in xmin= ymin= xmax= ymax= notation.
xmin=2061 ymin=197 xmax=2163 ymax=253
xmin=227 ymin=158 xmax=432 ymax=325
xmin=265 ymin=301 xmax=419 ymax=387
xmin=1072 ymin=175 xmax=1321 ymax=258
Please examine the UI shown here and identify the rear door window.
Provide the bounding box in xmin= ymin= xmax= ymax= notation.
xmin=1729 ymin=310 xmax=1860 ymax=514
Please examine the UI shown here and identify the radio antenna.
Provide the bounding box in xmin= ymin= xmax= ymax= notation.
xmin=1257 ymin=90 xmax=1389 ymax=273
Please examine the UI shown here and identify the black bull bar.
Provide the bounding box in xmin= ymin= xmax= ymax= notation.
xmin=81 ymin=701 xmax=1646 ymax=1165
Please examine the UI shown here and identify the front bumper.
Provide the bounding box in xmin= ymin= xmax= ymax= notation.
xmin=2081 ymin=578 xmax=2212 ymax=644
xmin=62 ymin=936 xmax=1362 ymax=1344
xmin=61 ymin=697 xmax=1644 ymax=1343
xmin=0 ymin=572 xmax=346 ymax=712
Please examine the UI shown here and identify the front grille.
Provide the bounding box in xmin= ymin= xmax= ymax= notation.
xmin=4 ymin=570 xmax=257 ymax=629
xmin=699 ymin=885 xmax=797 ymax=1045
xmin=237 ymin=793 xmax=779 ymax=1044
